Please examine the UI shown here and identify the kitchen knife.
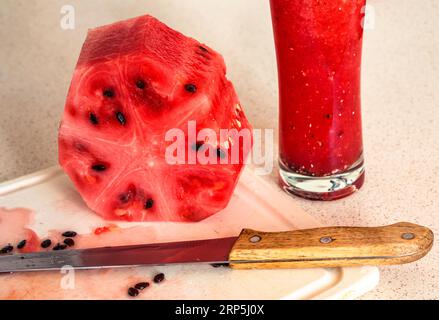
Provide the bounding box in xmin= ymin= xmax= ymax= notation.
xmin=0 ymin=222 xmax=433 ymax=273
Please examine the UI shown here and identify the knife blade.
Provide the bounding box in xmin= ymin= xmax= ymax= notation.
xmin=0 ymin=222 xmax=433 ymax=273
xmin=0 ymin=237 xmax=238 ymax=273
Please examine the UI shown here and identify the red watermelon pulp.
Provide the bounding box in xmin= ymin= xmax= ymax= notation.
xmin=58 ymin=15 xmax=252 ymax=222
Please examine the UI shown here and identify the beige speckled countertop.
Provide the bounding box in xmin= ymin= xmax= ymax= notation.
xmin=1 ymin=0 xmax=438 ymax=299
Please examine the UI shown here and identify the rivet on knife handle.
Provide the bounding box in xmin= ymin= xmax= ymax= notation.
xmin=228 ymin=222 xmax=434 ymax=269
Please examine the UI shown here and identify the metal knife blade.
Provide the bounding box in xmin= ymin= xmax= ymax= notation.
xmin=0 ymin=237 xmax=238 ymax=273
xmin=0 ymin=223 xmax=433 ymax=272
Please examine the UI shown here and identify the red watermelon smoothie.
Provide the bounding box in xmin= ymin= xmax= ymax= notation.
xmin=270 ymin=0 xmax=366 ymax=200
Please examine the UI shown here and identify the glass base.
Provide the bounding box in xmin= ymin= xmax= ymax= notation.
xmin=279 ymin=159 xmax=365 ymax=201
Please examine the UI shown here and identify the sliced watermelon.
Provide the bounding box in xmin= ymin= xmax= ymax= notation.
xmin=58 ymin=15 xmax=252 ymax=222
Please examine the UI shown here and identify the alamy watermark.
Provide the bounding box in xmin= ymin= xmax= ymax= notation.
xmin=164 ymin=121 xmax=274 ymax=176
xmin=60 ymin=5 xmax=75 ymax=30
xmin=60 ymin=265 xmax=75 ymax=290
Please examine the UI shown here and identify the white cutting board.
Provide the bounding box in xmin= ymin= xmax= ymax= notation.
xmin=0 ymin=166 xmax=379 ymax=300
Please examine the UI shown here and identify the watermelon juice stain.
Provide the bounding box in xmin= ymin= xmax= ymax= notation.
xmin=270 ymin=0 xmax=366 ymax=200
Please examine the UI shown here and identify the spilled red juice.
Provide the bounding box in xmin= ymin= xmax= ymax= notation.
xmin=0 ymin=208 xmax=165 ymax=299
xmin=271 ymin=0 xmax=366 ymax=200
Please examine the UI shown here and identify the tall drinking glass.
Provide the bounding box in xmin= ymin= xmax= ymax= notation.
xmin=270 ymin=0 xmax=366 ymax=200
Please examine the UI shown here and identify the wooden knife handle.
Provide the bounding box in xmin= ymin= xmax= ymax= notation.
xmin=228 ymin=222 xmax=434 ymax=269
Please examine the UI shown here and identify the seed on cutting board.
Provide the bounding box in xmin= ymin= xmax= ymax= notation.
xmin=134 ymin=282 xmax=150 ymax=290
xmin=53 ymin=243 xmax=68 ymax=251
xmin=62 ymin=231 xmax=77 ymax=238
xmin=63 ymin=238 xmax=75 ymax=247
xmin=41 ymin=239 xmax=52 ymax=248
xmin=153 ymin=273 xmax=165 ymax=283
xmin=17 ymin=240 xmax=27 ymax=249
xmin=128 ymin=287 xmax=139 ymax=297
xmin=1 ymin=245 xmax=13 ymax=254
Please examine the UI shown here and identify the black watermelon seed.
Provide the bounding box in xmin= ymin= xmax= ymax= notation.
xmin=1 ymin=245 xmax=13 ymax=254
xmin=63 ymin=238 xmax=75 ymax=247
xmin=119 ymin=192 xmax=133 ymax=204
xmin=103 ymin=89 xmax=114 ymax=98
xmin=91 ymin=164 xmax=106 ymax=172
xmin=89 ymin=113 xmax=99 ymax=125
xmin=53 ymin=243 xmax=67 ymax=251
xmin=144 ymin=198 xmax=154 ymax=210
xmin=199 ymin=46 xmax=209 ymax=53
xmin=153 ymin=273 xmax=165 ymax=283
xmin=216 ymin=148 xmax=226 ymax=159
xmin=192 ymin=141 xmax=205 ymax=152
xmin=62 ymin=231 xmax=77 ymax=238
xmin=324 ymin=114 xmax=332 ymax=119
xmin=128 ymin=287 xmax=139 ymax=297
xmin=184 ymin=84 xmax=197 ymax=93
xmin=116 ymin=112 xmax=126 ymax=125
xmin=211 ymin=263 xmax=229 ymax=268
xmin=74 ymin=142 xmax=87 ymax=153
xmin=17 ymin=240 xmax=27 ymax=249
xmin=136 ymin=80 xmax=146 ymax=89
xmin=134 ymin=282 xmax=150 ymax=290
xmin=41 ymin=239 xmax=52 ymax=249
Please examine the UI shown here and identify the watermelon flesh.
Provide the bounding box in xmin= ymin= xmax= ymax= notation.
xmin=58 ymin=15 xmax=252 ymax=222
